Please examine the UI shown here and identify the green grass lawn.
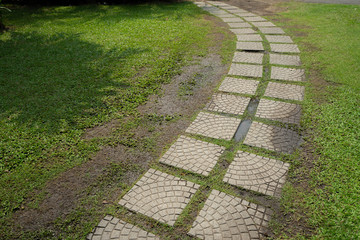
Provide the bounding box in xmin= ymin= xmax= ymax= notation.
xmin=270 ymin=3 xmax=360 ymax=239
xmin=0 ymin=3 xmax=230 ymax=238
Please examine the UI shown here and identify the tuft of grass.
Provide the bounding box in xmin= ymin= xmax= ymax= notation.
xmin=271 ymin=3 xmax=360 ymax=239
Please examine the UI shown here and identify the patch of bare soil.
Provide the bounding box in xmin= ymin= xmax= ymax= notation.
xmin=12 ymin=15 xmax=231 ymax=236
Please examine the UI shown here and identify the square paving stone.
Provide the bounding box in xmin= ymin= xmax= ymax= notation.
xmin=252 ymin=21 xmax=276 ymax=27
xmin=119 ymin=169 xmax=199 ymax=226
xmin=236 ymin=12 xmax=257 ymax=17
xmin=188 ymin=190 xmax=272 ymax=239
xmin=228 ymin=63 xmax=263 ymax=78
xmin=237 ymin=34 xmax=263 ymax=42
xmin=243 ymin=122 xmax=302 ymax=154
xmin=228 ymin=9 xmax=249 ymax=14
xmin=270 ymin=43 xmax=300 ymax=53
xmin=221 ymin=6 xmax=239 ymax=10
xmin=265 ymin=35 xmax=293 ymax=43
xmin=87 ymin=216 xmax=159 ymax=240
xmin=230 ymin=28 xmax=257 ymax=34
xmin=218 ymin=77 xmax=260 ymax=95
xmin=222 ymin=17 xmax=244 ymax=23
xmin=233 ymin=52 xmax=264 ymax=64
xmin=223 ymin=151 xmax=290 ymax=197
xmin=271 ymin=66 xmax=305 ymax=82
xmin=186 ymin=112 xmax=241 ymax=140
xmin=269 ymin=53 xmax=301 ymax=66
xmin=217 ymin=14 xmax=236 ymax=18
xmin=255 ymin=99 xmax=302 ymax=124
xmin=159 ymin=136 xmax=225 ymax=176
xmin=205 ymin=93 xmax=251 ymax=115
xmin=259 ymin=27 xmax=285 ymax=34
xmin=264 ymin=82 xmax=305 ymax=101
xmin=243 ymin=16 xmax=267 ymax=22
xmin=236 ymin=42 xmax=264 ymax=51
xmin=227 ymin=22 xmax=252 ymax=28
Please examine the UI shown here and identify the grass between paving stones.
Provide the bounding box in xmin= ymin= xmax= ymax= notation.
xmin=0 ymin=2 xmax=236 ymax=239
xmin=268 ymin=3 xmax=360 ymax=239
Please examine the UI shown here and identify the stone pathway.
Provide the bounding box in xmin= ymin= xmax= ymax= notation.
xmin=87 ymin=1 xmax=305 ymax=239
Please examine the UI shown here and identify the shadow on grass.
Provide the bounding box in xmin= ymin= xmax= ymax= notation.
xmin=0 ymin=31 xmax=148 ymax=133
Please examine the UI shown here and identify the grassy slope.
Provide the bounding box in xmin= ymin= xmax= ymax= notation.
xmin=0 ymin=2 xmax=218 ymax=235
xmin=272 ymin=3 xmax=360 ymax=239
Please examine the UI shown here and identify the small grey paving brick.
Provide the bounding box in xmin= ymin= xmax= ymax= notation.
xmin=205 ymin=93 xmax=251 ymax=115
xmin=237 ymin=34 xmax=263 ymax=42
xmin=228 ymin=9 xmax=249 ymax=14
xmin=221 ymin=17 xmax=244 ymax=23
xmin=118 ymin=169 xmax=199 ymax=226
xmin=223 ymin=151 xmax=290 ymax=197
xmin=269 ymin=53 xmax=301 ymax=66
xmin=271 ymin=66 xmax=305 ymax=82
xmin=252 ymin=21 xmax=276 ymax=27
xmin=227 ymin=22 xmax=252 ymax=28
xmin=265 ymin=35 xmax=293 ymax=43
xmin=233 ymin=52 xmax=264 ymax=64
xmin=236 ymin=12 xmax=258 ymax=17
xmin=217 ymin=14 xmax=236 ymax=18
xmin=236 ymin=42 xmax=264 ymax=51
xmin=270 ymin=43 xmax=300 ymax=53
xmin=264 ymin=82 xmax=305 ymax=101
xmin=230 ymin=28 xmax=257 ymax=34
xmin=255 ymin=99 xmax=302 ymax=124
xmin=87 ymin=216 xmax=159 ymax=240
xmin=159 ymin=135 xmax=225 ymax=176
xmin=244 ymin=122 xmax=302 ymax=154
xmin=258 ymin=27 xmax=285 ymax=34
xmin=219 ymin=77 xmax=260 ymax=95
xmin=186 ymin=112 xmax=241 ymax=140
xmin=221 ymin=6 xmax=239 ymax=10
xmin=243 ymin=16 xmax=267 ymax=22
xmin=228 ymin=63 xmax=263 ymax=78
xmin=188 ymin=190 xmax=271 ymax=239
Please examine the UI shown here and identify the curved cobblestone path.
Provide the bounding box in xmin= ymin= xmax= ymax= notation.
xmin=87 ymin=1 xmax=305 ymax=239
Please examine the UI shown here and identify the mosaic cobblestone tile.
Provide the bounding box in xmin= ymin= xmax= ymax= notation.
xmin=236 ymin=12 xmax=258 ymax=17
xmin=244 ymin=122 xmax=301 ymax=154
xmin=270 ymin=43 xmax=300 ymax=53
xmin=228 ymin=63 xmax=263 ymax=78
xmin=118 ymin=169 xmax=199 ymax=226
xmin=218 ymin=77 xmax=260 ymax=95
xmin=217 ymin=14 xmax=236 ymax=18
xmin=227 ymin=22 xmax=252 ymax=28
xmin=271 ymin=66 xmax=305 ymax=82
xmin=236 ymin=42 xmax=264 ymax=51
xmin=269 ymin=53 xmax=301 ymax=66
xmin=221 ymin=6 xmax=239 ymax=10
xmin=237 ymin=34 xmax=263 ymax=42
xmin=265 ymin=35 xmax=293 ymax=43
xmin=264 ymin=82 xmax=305 ymax=101
xmin=186 ymin=112 xmax=241 ymax=140
xmin=223 ymin=151 xmax=290 ymax=197
xmin=87 ymin=216 xmax=159 ymax=240
xmin=188 ymin=190 xmax=271 ymax=239
xmin=221 ymin=17 xmax=244 ymax=23
xmin=228 ymin=9 xmax=249 ymax=14
xmin=259 ymin=27 xmax=285 ymax=34
xmin=230 ymin=28 xmax=257 ymax=34
xmin=205 ymin=93 xmax=251 ymax=115
xmin=255 ymin=99 xmax=302 ymax=124
xmin=233 ymin=52 xmax=264 ymax=64
xmin=252 ymin=21 xmax=276 ymax=27
xmin=243 ymin=16 xmax=267 ymax=22
xmin=159 ymin=136 xmax=225 ymax=176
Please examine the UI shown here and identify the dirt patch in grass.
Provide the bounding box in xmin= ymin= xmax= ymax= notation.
xmin=11 ymin=14 xmax=232 ymax=238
